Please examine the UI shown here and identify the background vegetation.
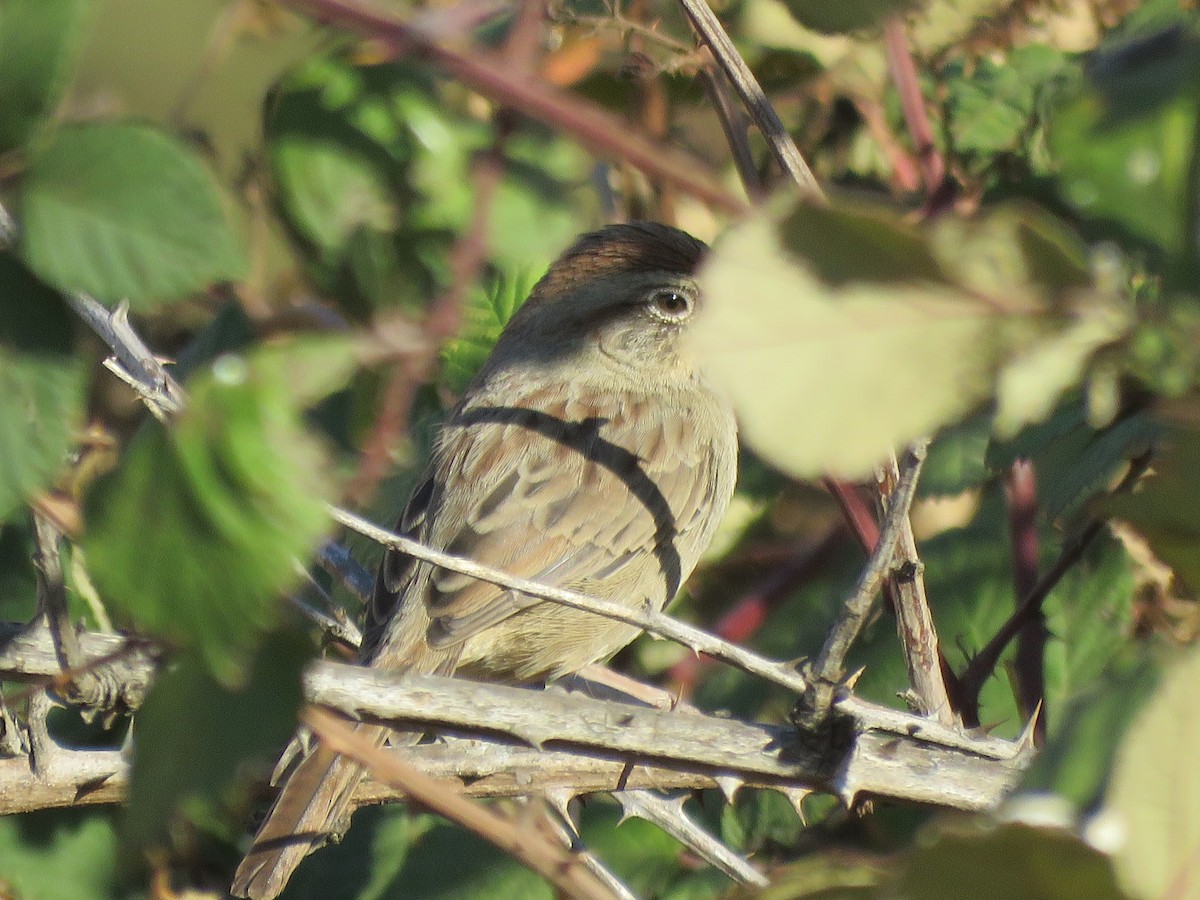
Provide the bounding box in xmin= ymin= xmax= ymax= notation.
xmin=1 ymin=0 xmax=1199 ymax=897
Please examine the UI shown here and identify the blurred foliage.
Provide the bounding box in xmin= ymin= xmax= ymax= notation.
xmin=0 ymin=0 xmax=1198 ymax=897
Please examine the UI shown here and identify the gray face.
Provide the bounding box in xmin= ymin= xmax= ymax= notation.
xmin=484 ymin=269 xmax=703 ymax=388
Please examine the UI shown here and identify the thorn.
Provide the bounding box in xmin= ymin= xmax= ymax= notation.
xmin=714 ymin=774 xmax=744 ymax=803
xmin=1016 ymin=703 xmax=1042 ymax=753
xmin=543 ymin=787 xmax=579 ymax=839
xmin=844 ymin=666 xmax=866 ymax=689
xmin=510 ymin=725 xmax=547 ymax=749
xmin=777 ymin=787 xmax=811 ymax=824
xmin=615 ymin=792 xmax=638 ymax=826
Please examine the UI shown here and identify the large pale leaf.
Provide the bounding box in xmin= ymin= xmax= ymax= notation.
xmin=83 ymin=338 xmax=352 ymax=683
xmin=691 ymin=200 xmax=1124 ymax=479
xmin=20 ymin=122 xmax=245 ymax=307
xmin=1108 ymin=645 xmax=1200 ymax=899
xmin=0 ymin=0 xmax=90 ymax=152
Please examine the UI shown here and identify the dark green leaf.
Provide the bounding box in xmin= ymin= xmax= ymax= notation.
xmin=0 ymin=253 xmax=86 ymax=519
xmin=0 ymin=0 xmax=90 ymax=152
xmin=83 ymin=340 xmax=349 ymax=683
xmin=887 ymin=820 xmax=1127 ymax=900
xmin=780 ymin=0 xmax=916 ymax=34
xmin=1023 ymin=651 xmax=1159 ymax=807
xmin=20 ymin=122 xmax=245 ymax=307
xmin=1046 ymin=24 xmax=1200 ymax=272
xmin=1104 ymin=423 xmax=1200 ymax=592
xmin=124 ymin=630 xmax=311 ymax=854
xmin=919 ymin=415 xmax=992 ymax=497
xmin=0 ymin=808 xmax=119 ymax=900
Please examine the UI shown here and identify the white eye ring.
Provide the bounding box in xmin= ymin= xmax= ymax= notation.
xmin=647 ymin=289 xmax=694 ymax=322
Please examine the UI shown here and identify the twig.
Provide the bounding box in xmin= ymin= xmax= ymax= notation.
xmin=0 ymin=663 xmax=1029 ymax=818
xmin=958 ymin=449 xmax=1154 ymax=723
xmin=668 ymin=527 xmax=842 ymax=694
xmin=67 ymin=295 xmax=186 ymax=422
xmin=881 ymin=16 xmax=949 ymax=210
xmin=674 ymin=0 xmax=823 ymax=201
xmin=303 ymin=705 xmax=619 ymax=900
xmin=315 ymin=540 xmax=376 ymax=605
xmin=958 ymin=520 xmax=1104 ymax=726
xmin=823 ymin=478 xmax=880 ymax=554
xmin=803 ymin=442 xmax=925 ymax=717
xmin=880 ymin=443 xmax=957 ymax=723
xmin=282 ymin=0 xmax=747 ymax=214
xmin=31 ymin=513 xmax=104 ymax=710
xmin=617 ymin=790 xmax=766 ymax=886
xmin=288 ymin=564 xmax=363 ymax=649
xmin=0 ymin=199 xmax=184 ymax=422
xmin=328 ymin=505 xmax=813 ymax=696
xmin=698 ymin=62 xmax=764 ymax=202
xmin=1004 ymin=459 xmax=1045 ymax=742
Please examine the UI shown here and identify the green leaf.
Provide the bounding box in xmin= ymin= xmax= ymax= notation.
xmin=780 ymin=0 xmax=916 ymax=34
xmin=19 ymin=121 xmax=245 ymax=307
xmin=0 ymin=0 xmax=90 ymax=153
xmin=267 ymin=56 xmax=455 ymax=314
xmin=1042 ymin=535 xmax=1136 ymax=727
xmin=727 ymin=854 xmax=884 ymax=899
xmin=0 ymin=808 xmax=119 ymax=900
xmin=1046 ymin=24 xmax=1200 ymax=272
xmin=919 ymin=415 xmax=991 ymax=497
xmin=1105 ymin=424 xmax=1200 ymax=593
xmin=691 ymin=199 xmax=1126 ymax=479
xmin=887 ymin=820 xmax=1127 ymax=900
xmin=1107 ymin=645 xmax=1200 ymax=900
xmin=0 ymin=253 xmax=86 ymax=519
xmin=82 ymin=340 xmax=349 ymax=683
xmin=439 ymin=270 xmax=538 ymax=395
xmin=944 ymin=45 xmax=1069 ymax=161
xmin=1023 ymin=651 xmax=1159 ymax=807
xmin=279 ymin=806 xmax=415 ymax=900
xmin=125 ymin=630 xmax=311 ymax=854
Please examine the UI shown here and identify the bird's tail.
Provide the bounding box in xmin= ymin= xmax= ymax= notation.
xmin=230 ymin=721 xmax=388 ymax=900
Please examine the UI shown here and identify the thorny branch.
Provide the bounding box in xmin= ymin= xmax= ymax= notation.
xmin=304 ymin=706 xmax=618 ymax=900
xmin=0 ymin=624 xmax=1031 ymax=821
xmin=328 ymin=508 xmax=1013 ymax=758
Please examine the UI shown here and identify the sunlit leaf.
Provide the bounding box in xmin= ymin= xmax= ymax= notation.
xmin=20 ymin=122 xmax=246 ymax=306
xmin=83 ymin=339 xmax=352 ymax=683
xmin=1046 ymin=24 xmax=1200 ymax=271
xmin=439 ymin=270 xmax=538 ymax=395
xmin=691 ymin=199 xmax=1125 ymax=479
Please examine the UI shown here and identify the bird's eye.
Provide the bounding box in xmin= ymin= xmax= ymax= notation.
xmin=647 ymin=289 xmax=694 ymax=322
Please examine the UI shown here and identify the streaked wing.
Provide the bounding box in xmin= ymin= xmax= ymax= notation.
xmin=376 ymin=390 xmax=720 ymax=656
